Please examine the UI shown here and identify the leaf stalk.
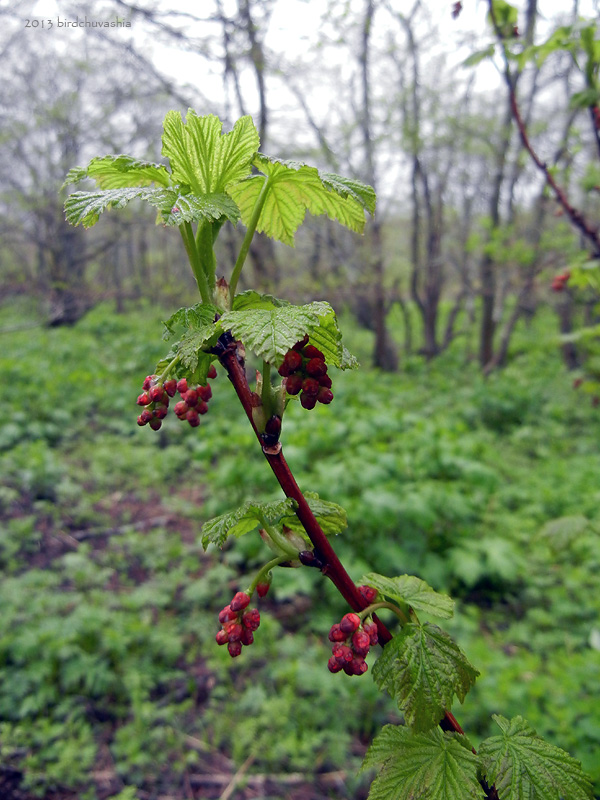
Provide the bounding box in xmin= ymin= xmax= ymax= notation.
xmin=180 ymin=222 xmax=211 ymax=303
xmin=229 ymin=175 xmax=271 ymax=302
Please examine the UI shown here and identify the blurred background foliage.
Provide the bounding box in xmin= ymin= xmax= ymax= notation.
xmin=1 ymin=0 xmax=600 ymax=798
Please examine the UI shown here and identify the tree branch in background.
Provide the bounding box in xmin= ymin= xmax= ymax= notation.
xmin=488 ymin=0 xmax=600 ymax=257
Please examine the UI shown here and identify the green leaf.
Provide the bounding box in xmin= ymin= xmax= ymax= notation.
xmin=63 ymin=154 xmax=171 ymax=189
xmin=462 ymin=45 xmax=496 ymax=67
xmin=570 ymin=88 xmax=600 ymax=109
xmin=227 ymin=155 xmax=374 ymax=246
xmin=479 ymin=715 xmax=593 ymax=800
xmin=154 ymin=348 xmax=214 ymax=387
xmin=372 ymin=623 xmax=479 ymax=732
xmin=64 ymin=187 xmax=166 ymax=228
xmin=165 ymin=305 xmax=222 ymax=373
xmin=162 ymin=303 xmax=220 ymax=339
xmin=159 ymin=190 xmax=240 ymax=226
xmin=490 ymin=0 xmax=518 ymax=27
xmin=321 ymin=172 xmax=377 ymax=216
xmin=537 ymin=515 xmax=590 ymax=550
xmin=161 ymin=111 xmax=259 ymax=196
xmin=360 ymin=573 xmax=454 ymax=618
xmin=201 ymin=499 xmax=296 ymax=549
xmin=231 ymin=290 xmax=290 ymax=311
xmin=220 ymin=300 xmax=356 ymax=369
xmin=201 ymin=493 xmax=346 ymax=549
xmin=159 ymin=303 xmax=222 ymax=380
xmin=64 ymin=187 xmax=238 ymax=229
xmin=361 ymin=725 xmax=484 ymax=800
xmin=283 ymin=492 xmax=348 ymax=537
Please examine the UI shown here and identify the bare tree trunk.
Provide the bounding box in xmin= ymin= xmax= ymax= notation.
xmin=479 ymin=101 xmax=512 ymax=368
xmin=557 ymin=295 xmax=580 ymax=370
xmin=360 ymin=0 xmax=398 ymax=370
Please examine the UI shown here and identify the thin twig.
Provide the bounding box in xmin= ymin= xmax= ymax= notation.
xmin=219 ymin=752 xmax=255 ymax=800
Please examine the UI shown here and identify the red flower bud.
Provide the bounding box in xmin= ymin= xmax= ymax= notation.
xmin=231 ymin=592 xmax=251 ymax=612
xmin=219 ymin=605 xmax=237 ymax=623
xmin=306 ymin=358 xmax=327 ymax=378
xmin=149 ymin=385 xmax=165 ymax=403
xmin=340 ymin=613 xmax=361 ymax=634
xmin=164 ymin=379 xmax=178 ymax=397
xmin=224 ymin=622 xmax=243 ymax=642
xmin=303 ymin=345 xmax=324 ymax=360
xmin=292 ymin=335 xmax=310 ymax=351
xmin=182 ymin=389 xmax=199 ymax=407
xmin=285 ymin=374 xmax=303 ymax=395
xmin=242 ymin=608 xmax=261 ymax=630
xmin=228 ymin=641 xmax=242 ymax=658
xmin=198 ymin=384 xmax=212 ymax=402
xmin=241 ymin=628 xmax=254 ymax=646
xmin=317 ymin=387 xmax=334 ymax=405
xmin=328 ymin=624 xmax=347 ymax=643
xmin=215 ymin=629 xmax=229 ymax=645
xmin=352 ymin=630 xmax=371 ymax=657
xmin=328 ymin=656 xmax=344 ymax=673
xmin=256 ymin=581 xmax=270 ymax=598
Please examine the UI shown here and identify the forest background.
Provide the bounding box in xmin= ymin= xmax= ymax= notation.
xmin=1 ymin=0 xmax=600 ymax=799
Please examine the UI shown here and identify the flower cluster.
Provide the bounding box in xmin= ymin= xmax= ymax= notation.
xmin=327 ymin=612 xmax=378 ymax=676
xmin=278 ymin=335 xmax=333 ymax=409
xmin=215 ymin=592 xmax=261 ymax=658
xmin=136 ymin=365 xmax=217 ymax=429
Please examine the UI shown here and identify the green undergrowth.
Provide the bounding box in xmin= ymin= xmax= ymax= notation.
xmin=0 ymin=299 xmax=599 ymax=797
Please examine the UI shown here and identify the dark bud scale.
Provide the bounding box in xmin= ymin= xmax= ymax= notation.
xmin=136 ymin=366 xmax=217 ymax=430
xmin=216 ymin=595 xmax=261 ymax=658
xmin=261 ymin=414 xmax=282 ymax=447
xmin=327 ymin=612 xmax=378 ymax=676
xmin=278 ymin=337 xmax=333 ymax=409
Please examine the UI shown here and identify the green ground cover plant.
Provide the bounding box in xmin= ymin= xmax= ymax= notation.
xmin=1 ymin=296 xmax=599 ymax=798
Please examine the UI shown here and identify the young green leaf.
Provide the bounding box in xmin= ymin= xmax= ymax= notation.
xmin=160 ymin=303 xmax=222 ymax=373
xmin=64 ymin=187 xmax=166 ymax=228
xmin=201 ymin=494 xmax=346 ymax=549
xmin=320 ymin=172 xmax=377 ymax=216
xmin=231 ymin=290 xmax=290 ymax=312
xmin=479 ymin=715 xmax=593 ymax=800
xmin=220 ymin=301 xmax=327 ymax=364
xmin=361 ymin=725 xmax=484 ymax=800
xmin=63 ymin=154 xmax=171 ymax=189
xmin=360 ymin=573 xmax=454 ymax=618
xmin=227 ymin=155 xmax=374 ymax=246
xmin=220 ymin=298 xmax=357 ymax=369
xmin=282 ymin=492 xmax=348 ymax=537
xmin=158 ymin=191 xmax=240 ymax=226
xmin=163 ymin=303 xmax=220 ymax=339
xmin=201 ymin=499 xmax=296 ymax=549
xmin=372 ymin=623 xmax=479 ymax=732
xmin=64 ymin=187 xmax=238 ymax=229
xmin=161 ymin=111 xmax=259 ymax=196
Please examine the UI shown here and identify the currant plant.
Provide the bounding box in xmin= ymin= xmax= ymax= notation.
xmin=64 ymin=110 xmax=593 ymax=800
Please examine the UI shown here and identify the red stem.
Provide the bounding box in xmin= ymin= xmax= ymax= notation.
xmin=216 ymin=336 xmax=466 ymax=740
